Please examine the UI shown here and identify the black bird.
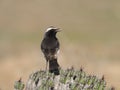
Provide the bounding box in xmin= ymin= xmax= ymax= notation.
xmin=41 ymin=26 xmax=60 ymax=75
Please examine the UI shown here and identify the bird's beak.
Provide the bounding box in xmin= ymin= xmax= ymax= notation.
xmin=56 ymin=28 xmax=61 ymax=32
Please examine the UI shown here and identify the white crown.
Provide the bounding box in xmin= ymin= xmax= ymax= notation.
xmin=45 ymin=26 xmax=58 ymax=32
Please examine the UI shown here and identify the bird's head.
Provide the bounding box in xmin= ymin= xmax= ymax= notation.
xmin=45 ymin=26 xmax=60 ymax=37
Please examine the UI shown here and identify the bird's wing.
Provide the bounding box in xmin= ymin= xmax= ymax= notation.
xmin=41 ymin=37 xmax=59 ymax=55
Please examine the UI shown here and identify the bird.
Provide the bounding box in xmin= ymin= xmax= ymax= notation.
xmin=41 ymin=26 xmax=60 ymax=75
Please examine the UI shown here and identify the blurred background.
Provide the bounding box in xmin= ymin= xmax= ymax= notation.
xmin=0 ymin=0 xmax=120 ymax=89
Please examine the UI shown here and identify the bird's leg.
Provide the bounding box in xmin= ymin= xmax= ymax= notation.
xmin=45 ymin=60 xmax=48 ymax=72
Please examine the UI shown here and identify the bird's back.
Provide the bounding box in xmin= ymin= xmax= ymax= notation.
xmin=41 ymin=37 xmax=59 ymax=57
xmin=41 ymin=37 xmax=59 ymax=50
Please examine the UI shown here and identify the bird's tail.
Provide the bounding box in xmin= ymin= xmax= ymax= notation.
xmin=49 ymin=59 xmax=60 ymax=75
